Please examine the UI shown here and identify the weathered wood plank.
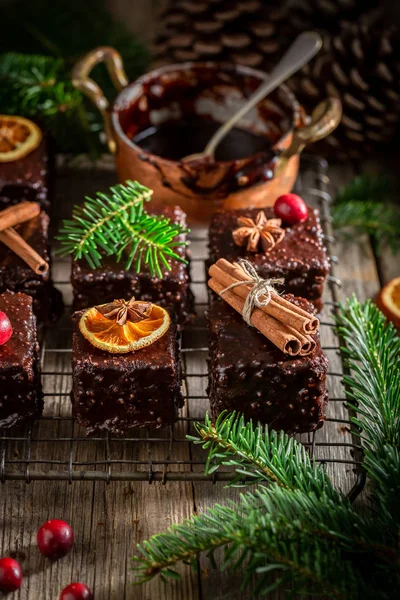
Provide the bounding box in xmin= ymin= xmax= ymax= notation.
xmin=374 ymin=244 xmax=400 ymax=286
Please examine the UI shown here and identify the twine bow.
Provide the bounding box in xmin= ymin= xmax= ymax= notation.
xmin=220 ymin=259 xmax=284 ymax=326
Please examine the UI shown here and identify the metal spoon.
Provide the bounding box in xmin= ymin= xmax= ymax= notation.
xmin=182 ymin=31 xmax=323 ymax=163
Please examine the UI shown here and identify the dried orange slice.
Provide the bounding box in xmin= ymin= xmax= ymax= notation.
xmin=79 ymin=300 xmax=170 ymax=353
xmin=376 ymin=277 xmax=400 ymax=330
xmin=0 ymin=115 xmax=42 ymax=163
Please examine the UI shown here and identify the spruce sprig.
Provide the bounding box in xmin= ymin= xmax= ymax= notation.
xmin=335 ymin=296 xmax=400 ymax=524
xmin=0 ymin=53 xmax=83 ymax=116
xmin=132 ymin=298 xmax=400 ymax=598
xmin=0 ymin=52 xmax=62 ymax=87
xmin=188 ymin=412 xmax=336 ymax=496
xmin=332 ymin=174 xmax=400 ymax=253
xmin=57 ymin=180 xmax=189 ymax=277
xmin=133 ymin=485 xmax=377 ymax=597
xmin=0 ymin=52 xmax=98 ymax=155
xmin=0 ymin=0 xmax=149 ymax=154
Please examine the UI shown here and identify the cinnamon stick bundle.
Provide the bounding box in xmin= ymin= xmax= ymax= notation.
xmin=209 ymin=278 xmax=304 ymax=355
xmin=213 ymin=259 xmax=319 ymax=335
xmin=208 ymin=259 xmax=318 ymax=356
xmin=0 ymin=202 xmax=49 ymax=275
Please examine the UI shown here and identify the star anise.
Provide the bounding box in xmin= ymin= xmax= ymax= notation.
xmin=232 ymin=211 xmax=285 ymax=253
xmin=95 ymin=297 xmax=152 ymax=326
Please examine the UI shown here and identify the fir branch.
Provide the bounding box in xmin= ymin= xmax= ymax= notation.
xmin=0 ymin=52 xmax=80 ymax=115
xmin=336 ymin=297 xmax=400 ymax=524
xmin=133 ymin=462 xmax=392 ymax=597
xmin=189 ymin=412 xmax=337 ymax=498
xmin=135 ymin=505 xmax=359 ymax=597
xmin=0 ymin=52 xmax=62 ymax=86
xmin=0 ymin=52 xmax=97 ymax=154
xmin=132 ymin=298 xmax=400 ymax=597
xmin=57 ymin=180 xmax=189 ymax=277
xmin=332 ymin=174 xmax=400 ymax=253
xmin=336 ymin=297 xmax=400 ymax=447
xmin=335 ymin=174 xmax=393 ymax=205
xmin=0 ymin=0 xmax=149 ymax=153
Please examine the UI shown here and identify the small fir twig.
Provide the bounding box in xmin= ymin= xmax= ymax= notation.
xmin=332 ymin=174 xmax=400 ymax=253
xmin=0 ymin=52 xmax=97 ymax=154
xmin=188 ymin=412 xmax=336 ymax=496
xmin=335 ymin=296 xmax=400 ymax=524
xmin=57 ymin=180 xmax=189 ymax=277
xmin=0 ymin=0 xmax=149 ymax=154
xmin=132 ymin=298 xmax=400 ymax=598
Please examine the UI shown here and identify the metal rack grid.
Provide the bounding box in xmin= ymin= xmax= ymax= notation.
xmin=0 ymin=157 xmax=365 ymax=499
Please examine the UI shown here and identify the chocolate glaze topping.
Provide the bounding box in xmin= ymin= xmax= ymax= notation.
xmin=208 ymin=206 xmax=330 ymax=311
xmin=0 ymin=138 xmax=52 ymax=211
xmin=71 ymin=312 xmax=183 ymax=435
xmin=0 ymin=212 xmax=63 ymax=322
xmin=207 ymin=294 xmax=328 ymax=433
xmin=0 ymin=291 xmax=43 ymax=428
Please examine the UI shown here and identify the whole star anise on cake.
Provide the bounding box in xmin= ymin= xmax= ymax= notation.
xmin=232 ymin=211 xmax=285 ymax=253
xmin=95 ymin=297 xmax=152 ymax=326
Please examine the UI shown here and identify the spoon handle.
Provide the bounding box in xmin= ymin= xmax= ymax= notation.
xmin=204 ymin=32 xmax=323 ymax=158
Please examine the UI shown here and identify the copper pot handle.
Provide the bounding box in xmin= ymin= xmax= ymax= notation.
xmin=279 ymin=97 xmax=342 ymax=164
xmin=72 ymin=46 xmax=129 ymax=154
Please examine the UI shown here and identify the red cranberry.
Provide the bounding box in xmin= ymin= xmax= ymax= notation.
xmin=0 ymin=311 xmax=12 ymax=345
xmin=37 ymin=520 xmax=74 ymax=560
xmin=0 ymin=557 xmax=22 ymax=593
xmin=60 ymin=582 xmax=93 ymax=600
xmin=274 ymin=193 xmax=308 ymax=225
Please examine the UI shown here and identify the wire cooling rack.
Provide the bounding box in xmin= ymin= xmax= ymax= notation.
xmin=0 ymin=156 xmax=365 ymax=499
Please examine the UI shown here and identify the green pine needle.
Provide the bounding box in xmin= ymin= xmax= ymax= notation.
xmin=333 ymin=174 xmax=400 ymax=253
xmin=57 ymin=180 xmax=189 ymax=277
xmin=0 ymin=52 xmax=62 ymax=86
xmin=189 ymin=412 xmax=336 ymax=497
xmin=0 ymin=52 xmax=82 ymax=116
xmin=132 ymin=298 xmax=400 ymax=598
xmin=0 ymin=52 xmax=97 ymax=154
xmin=335 ymin=296 xmax=400 ymax=524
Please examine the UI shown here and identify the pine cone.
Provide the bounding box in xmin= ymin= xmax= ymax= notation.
xmin=152 ymin=0 xmax=294 ymax=71
xmin=288 ymin=10 xmax=400 ymax=159
xmin=289 ymin=0 xmax=379 ymax=34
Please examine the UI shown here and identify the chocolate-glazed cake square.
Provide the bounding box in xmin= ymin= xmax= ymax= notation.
xmin=0 ymin=291 xmax=43 ymax=428
xmin=71 ymin=315 xmax=183 ymax=435
xmin=71 ymin=205 xmax=194 ymax=327
xmin=207 ymin=295 xmax=328 ymax=433
xmin=208 ymin=207 xmax=330 ymax=312
xmin=0 ymin=211 xmax=62 ymax=323
xmin=0 ymin=138 xmax=52 ymax=212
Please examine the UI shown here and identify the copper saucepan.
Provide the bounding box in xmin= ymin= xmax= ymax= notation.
xmin=73 ymin=47 xmax=342 ymax=223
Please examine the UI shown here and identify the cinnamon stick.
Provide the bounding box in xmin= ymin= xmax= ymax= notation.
xmin=215 ymin=259 xmax=319 ymax=334
xmin=286 ymin=324 xmax=316 ymax=355
xmin=0 ymin=228 xmax=49 ymax=275
xmin=0 ymin=202 xmax=41 ymax=232
xmin=209 ymin=277 xmax=305 ymax=356
xmin=271 ymin=294 xmax=319 ymax=334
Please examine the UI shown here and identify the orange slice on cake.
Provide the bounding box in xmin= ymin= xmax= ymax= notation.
xmin=0 ymin=115 xmax=42 ymax=163
xmin=376 ymin=276 xmax=400 ymax=330
xmin=79 ymin=298 xmax=170 ymax=353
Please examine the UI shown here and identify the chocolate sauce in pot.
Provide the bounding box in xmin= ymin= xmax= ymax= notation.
xmin=131 ymin=117 xmax=272 ymax=162
xmin=115 ymin=64 xmax=292 ymax=200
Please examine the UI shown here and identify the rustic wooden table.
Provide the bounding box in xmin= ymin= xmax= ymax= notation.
xmin=0 ymin=156 xmax=397 ymax=599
